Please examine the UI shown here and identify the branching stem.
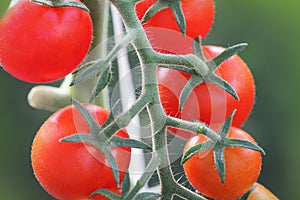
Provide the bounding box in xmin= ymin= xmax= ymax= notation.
xmin=109 ymin=1 xmax=210 ymax=199
xmin=166 ymin=116 xmax=221 ymax=143
xmin=100 ymin=93 xmax=151 ymax=139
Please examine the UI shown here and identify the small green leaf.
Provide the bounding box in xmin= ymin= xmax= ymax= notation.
xmin=218 ymin=110 xmax=236 ymax=138
xmin=60 ymin=134 xmax=126 ymax=186
xmin=72 ymin=99 xmax=101 ymax=134
xmin=32 ymin=0 xmax=89 ymax=12
xmin=110 ymin=136 xmax=152 ymax=151
xmin=160 ymin=65 xmax=197 ymax=75
xmin=89 ymin=66 xmax=112 ymax=103
xmin=102 ymin=148 xmax=120 ymax=185
xmin=179 ymin=75 xmax=204 ymax=111
xmin=227 ymin=138 xmax=266 ymax=155
xmin=214 ymin=144 xmax=226 ymax=184
xmin=169 ymin=0 xmax=186 ymax=36
xmin=59 ymin=133 xmax=92 ymax=143
xmin=102 ymin=112 xmax=115 ymax=129
xmin=141 ymin=0 xmax=168 ymax=24
xmin=237 ymin=184 xmax=257 ymax=200
xmin=121 ymin=171 xmax=131 ymax=198
xmin=135 ymin=192 xmax=161 ymax=200
xmin=141 ymin=0 xmax=186 ymax=36
xmin=89 ymin=188 xmax=121 ymax=200
xmin=181 ymin=141 xmax=214 ymax=164
xmin=60 ymin=134 xmax=109 ymax=154
xmin=193 ymin=37 xmax=206 ymax=61
xmin=207 ymin=43 xmax=248 ymax=71
xmin=72 ymin=63 xmax=104 ymax=86
xmin=72 ymin=61 xmax=96 ymax=74
xmin=206 ymin=73 xmax=239 ymax=100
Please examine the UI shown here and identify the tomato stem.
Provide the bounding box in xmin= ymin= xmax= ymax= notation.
xmin=110 ymin=0 xmax=209 ymax=199
xmin=25 ymin=0 xmax=260 ymax=198
xmin=166 ymin=116 xmax=221 ymax=142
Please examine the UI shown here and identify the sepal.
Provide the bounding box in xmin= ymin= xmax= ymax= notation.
xmin=141 ymin=0 xmax=186 ymax=35
xmin=89 ymin=66 xmax=112 ymax=102
xmin=89 ymin=188 xmax=121 ymax=200
xmin=181 ymin=140 xmax=214 ymax=164
xmin=32 ymin=0 xmax=89 ymax=12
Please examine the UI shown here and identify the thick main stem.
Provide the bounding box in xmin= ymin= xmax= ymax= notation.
xmin=110 ymin=0 xmax=176 ymax=194
xmin=110 ymin=1 xmax=209 ymax=199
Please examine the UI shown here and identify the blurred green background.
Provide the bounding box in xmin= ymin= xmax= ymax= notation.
xmin=0 ymin=0 xmax=296 ymax=199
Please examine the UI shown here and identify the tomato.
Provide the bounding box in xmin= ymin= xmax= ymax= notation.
xmin=31 ymin=104 xmax=131 ymax=200
xmin=248 ymin=183 xmax=279 ymax=200
xmin=183 ymin=126 xmax=262 ymax=200
xmin=0 ymin=0 xmax=93 ymax=83
xmin=159 ymin=45 xmax=255 ymax=139
xmin=135 ymin=0 xmax=214 ymax=54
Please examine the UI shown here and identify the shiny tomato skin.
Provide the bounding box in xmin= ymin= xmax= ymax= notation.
xmin=248 ymin=183 xmax=279 ymax=200
xmin=0 ymin=0 xmax=93 ymax=83
xmin=183 ymin=126 xmax=262 ymax=200
xmin=31 ymin=104 xmax=131 ymax=200
xmin=135 ymin=0 xmax=215 ymax=54
xmin=158 ymin=45 xmax=255 ymax=139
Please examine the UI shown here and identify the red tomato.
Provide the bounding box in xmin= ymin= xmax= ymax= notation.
xmin=31 ymin=104 xmax=131 ymax=200
xmin=158 ymin=45 xmax=255 ymax=139
xmin=0 ymin=0 xmax=93 ymax=83
xmin=183 ymin=126 xmax=262 ymax=200
xmin=248 ymin=183 xmax=279 ymax=200
xmin=135 ymin=0 xmax=214 ymax=54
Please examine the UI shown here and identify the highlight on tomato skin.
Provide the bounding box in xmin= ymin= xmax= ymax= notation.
xmin=31 ymin=104 xmax=131 ymax=200
xmin=158 ymin=45 xmax=255 ymax=140
xmin=183 ymin=126 xmax=262 ymax=200
xmin=135 ymin=0 xmax=215 ymax=54
xmin=0 ymin=0 xmax=93 ymax=83
xmin=248 ymin=183 xmax=279 ymax=200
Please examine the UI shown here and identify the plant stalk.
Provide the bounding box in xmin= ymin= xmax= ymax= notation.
xmin=109 ymin=1 xmax=208 ymax=199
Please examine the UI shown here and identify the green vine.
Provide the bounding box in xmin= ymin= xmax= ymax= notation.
xmin=25 ymin=0 xmax=265 ymax=199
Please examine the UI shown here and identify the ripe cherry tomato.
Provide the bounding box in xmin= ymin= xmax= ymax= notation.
xmin=0 ymin=0 xmax=93 ymax=83
xmin=31 ymin=104 xmax=131 ymax=200
xmin=183 ymin=126 xmax=262 ymax=200
xmin=248 ymin=183 xmax=279 ymax=200
xmin=135 ymin=0 xmax=215 ymax=54
xmin=158 ymin=45 xmax=255 ymax=139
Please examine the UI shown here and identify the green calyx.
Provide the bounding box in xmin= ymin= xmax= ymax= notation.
xmin=178 ymin=37 xmax=247 ymax=112
xmin=59 ymin=100 xmax=152 ymax=185
xmin=32 ymin=0 xmax=89 ymax=12
xmin=182 ymin=110 xmax=265 ymax=184
xmin=141 ymin=0 xmax=186 ymax=36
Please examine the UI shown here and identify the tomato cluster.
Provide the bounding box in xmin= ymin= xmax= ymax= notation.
xmin=0 ymin=0 xmax=277 ymax=199
xmin=136 ymin=1 xmax=275 ymax=199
